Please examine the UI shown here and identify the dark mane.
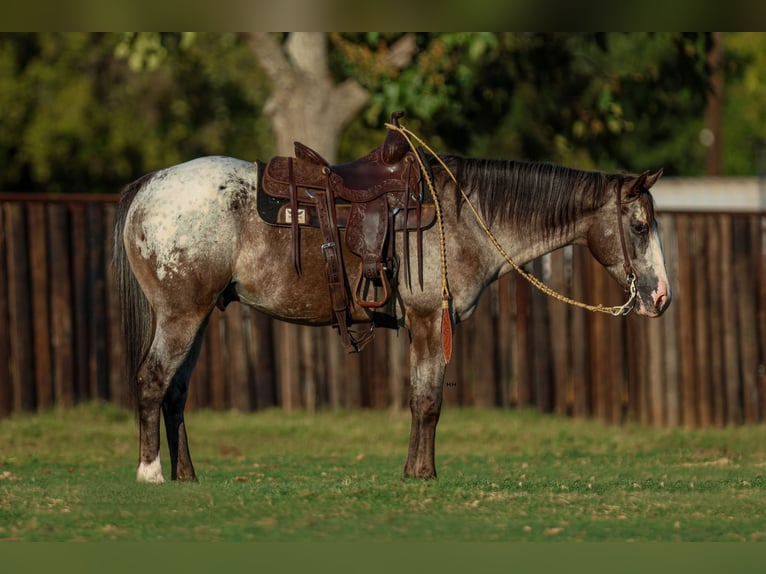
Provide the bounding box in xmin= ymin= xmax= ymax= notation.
xmin=437 ymin=155 xmax=624 ymax=239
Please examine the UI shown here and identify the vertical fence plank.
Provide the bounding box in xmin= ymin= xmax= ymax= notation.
xmin=276 ymin=323 xmax=300 ymax=411
xmin=252 ymin=312 xmax=277 ymax=409
xmin=587 ymin=255 xmax=607 ymax=422
xmin=387 ymin=328 xmax=408 ymax=411
xmin=719 ymin=215 xmax=742 ymax=425
xmin=445 ymin=321 xmax=464 ymax=406
xmin=758 ymin=216 xmax=766 ymax=420
xmin=326 ymin=332 xmax=342 ymax=409
xmin=473 ymin=284 xmax=497 ymax=407
xmin=5 ymin=203 xmax=36 ymax=411
xmin=609 ymin=292 xmax=626 ymax=424
xmin=530 ymin=258 xmax=553 ymax=413
xmin=226 ymin=305 xmax=252 ymax=411
xmin=570 ymin=248 xmax=590 ymax=418
xmin=548 ymin=249 xmax=571 ymax=415
xmin=513 ymin=273 xmax=531 ymax=408
xmin=341 ymin=349 xmax=362 ymax=409
xmin=47 ymin=204 xmax=75 ymax=408
xmin=625 ymin=316 xmax=643 ymax=424
xmin=0 ymin=205 xmax=11 ymax=416
xmin=675 ymin=215 xmax=697 ymax=427
xmin=645 ymin=311 xmax=665 ymax=426
xmin=300 ymin=325 xmax=317 ymax=411
xmin=27 ymin=204 xmax=53 ymax=410
xmin=312 ymin=326 xmax=330 ymax=408
xmin=691 ymin=216 xmax=712 ymax=427
xmin=369 ymin=331 xmax=391 ymax=409
xmin=187 ymin=323 xmax=209 ymax=410
xmin=103 ymin=204 xmax=127 ymax=406
xmin=661 ymin=213 xmax=680 ymax=427
xmin=495 ymin=275 xmax=513 ymax=409
xmin=87 ymin=204 xmax=109 ymax=401
xmin=704 ymin=215 xmax=725 ymax=426
xmin=69 ymin=204 xmax=89 ymax=403
xmin=735 ymin=217 xmax=760 ymax=423
xmin=207 ymin=310 xmax=226 ymax=410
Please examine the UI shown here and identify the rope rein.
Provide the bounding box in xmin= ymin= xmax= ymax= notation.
xmin=386 ymin=122 xmax=638 ymax=319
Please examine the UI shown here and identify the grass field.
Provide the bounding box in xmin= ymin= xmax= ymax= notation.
xmin=1 ymin=402 xmax=766 ymax=542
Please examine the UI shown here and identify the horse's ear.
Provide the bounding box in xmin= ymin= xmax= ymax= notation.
xmin=627 ymin=168 xmax=663 ymax=197
xmin=626 ymin=170 xmax=650 ymax=198
xmin=645 ymin=168 xmax=663 ymax=188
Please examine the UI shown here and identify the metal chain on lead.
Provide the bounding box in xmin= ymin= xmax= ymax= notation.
xmin=385 ymin=122 xmax=638 ymax=317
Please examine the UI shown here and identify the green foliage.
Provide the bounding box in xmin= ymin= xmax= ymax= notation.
xmin=463 ymin=33 xmax=712 ymax=174
xmin=721 ymin=33 xmax=766 ymax=175
xmin=334 ymin=33 xmax=713 ymax=175
xmin=3 ymin=32 xmax=759 ymax=193
xmin=0 ymin=33 xmax=272 ymax=193
xmin=2 ymin=404 xmax=766 ymax=541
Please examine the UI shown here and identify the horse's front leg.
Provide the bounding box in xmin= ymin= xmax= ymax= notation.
xmin=404 ymin=313 xmax=447 ymax=479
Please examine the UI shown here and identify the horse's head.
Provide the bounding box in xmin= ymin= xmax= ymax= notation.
xmin=587 ymin=169 xmax=671 ymax=317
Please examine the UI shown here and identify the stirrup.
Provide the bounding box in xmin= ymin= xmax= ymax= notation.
xmin=353 ymin=262 xmax=391 ymax=309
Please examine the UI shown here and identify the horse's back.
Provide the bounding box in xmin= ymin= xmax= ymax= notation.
xmin=124 ymin=156 xmax=257 ymax=287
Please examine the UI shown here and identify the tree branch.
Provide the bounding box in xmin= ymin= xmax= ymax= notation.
xmin=285 ymin=32 xmax=328 ymax=80
xmin=329 ymin=79 xmax=371 ymax=128
xmin=385 ymin=33 xmax=417 ymax=69
xmin=240 ymin=32 xmax=290 ymax=83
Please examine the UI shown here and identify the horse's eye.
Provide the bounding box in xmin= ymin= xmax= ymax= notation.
xmin=632 ymin=222 xmax=649 ymax=235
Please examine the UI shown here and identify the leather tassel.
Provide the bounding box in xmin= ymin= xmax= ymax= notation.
xmin=441 ymin=296 xmax=453 ymax=363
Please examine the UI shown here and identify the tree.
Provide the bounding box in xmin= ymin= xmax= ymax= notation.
xmin=720 ymin=32 xmax=766 ymax=175
xmin=330 ymin=33 xmax=713 ymax=175
xmin=440 ymin=33 xmax=712 ymax=175
xmin=0 ymin=32 xmax=719 ymax=193
xmin=0 ymin=33 xmax=273 ymax=193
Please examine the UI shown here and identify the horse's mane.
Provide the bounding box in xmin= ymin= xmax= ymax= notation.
xmin=437 ymin=155 xmax=625 ymax=239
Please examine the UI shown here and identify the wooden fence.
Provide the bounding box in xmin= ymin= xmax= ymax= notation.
xmin=1 ymin=189 xmax=764 ymax=427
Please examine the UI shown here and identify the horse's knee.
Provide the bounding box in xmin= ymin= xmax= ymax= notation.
xmin=410 ymin=385 xmax=443 ymax=423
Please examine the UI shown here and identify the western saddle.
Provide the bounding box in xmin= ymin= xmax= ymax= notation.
xmin=258 ymin=112 xmax=435 ymax=351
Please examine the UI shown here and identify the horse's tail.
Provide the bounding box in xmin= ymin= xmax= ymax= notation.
xmin=113 ymin=172 xmax=156 ymax=410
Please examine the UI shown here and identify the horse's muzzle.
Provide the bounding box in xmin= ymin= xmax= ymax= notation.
xmin=636 ymin=281 xmax=671 ymax=317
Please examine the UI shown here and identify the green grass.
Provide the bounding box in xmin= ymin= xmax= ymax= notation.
xmin=1 ymin=402 xmax=766 ymax=542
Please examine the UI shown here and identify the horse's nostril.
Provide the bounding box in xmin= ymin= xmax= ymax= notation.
xmin=656 ymin=293 xmax=669 ymax=312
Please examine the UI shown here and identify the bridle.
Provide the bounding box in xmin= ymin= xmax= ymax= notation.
xmin=614 ymin=184 xmax=639 ymax=297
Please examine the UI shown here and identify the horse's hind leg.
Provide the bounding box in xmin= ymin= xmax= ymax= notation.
xmin=161 ymin=317 xmax=209 ymax=481
xmin=136 ymin=315 xmax=206 ymax=483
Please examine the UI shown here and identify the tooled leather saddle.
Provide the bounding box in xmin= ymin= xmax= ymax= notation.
xmin=258 ymin=112 xmax=435 ymax=352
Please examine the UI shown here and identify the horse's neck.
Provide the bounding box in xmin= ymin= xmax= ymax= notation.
xmin=477 ymin=206 xmax=591 ymax=279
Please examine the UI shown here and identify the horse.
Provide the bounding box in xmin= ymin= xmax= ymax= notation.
xmin=113 ymin=151 xmax=671 ymax=483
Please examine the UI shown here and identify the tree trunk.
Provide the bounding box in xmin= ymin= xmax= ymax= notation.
xmin=243 ymin=32 xmax=369 ymax=161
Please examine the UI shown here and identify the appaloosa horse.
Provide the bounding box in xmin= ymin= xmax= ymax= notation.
xmin=114 ymin=146 xmax=670 ymax=483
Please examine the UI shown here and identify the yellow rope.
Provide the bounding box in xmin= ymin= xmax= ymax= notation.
xmin=386 ymin=122 xmax=637 ymax=317
xmin=386 ymin=122 xmax=451 ymax=308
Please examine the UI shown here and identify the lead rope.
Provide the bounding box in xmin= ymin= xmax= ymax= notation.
xmin=386 ymin=122 xmax=638 ymax=340
xmin=387 ymin=124 xmax=454 ymax=362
